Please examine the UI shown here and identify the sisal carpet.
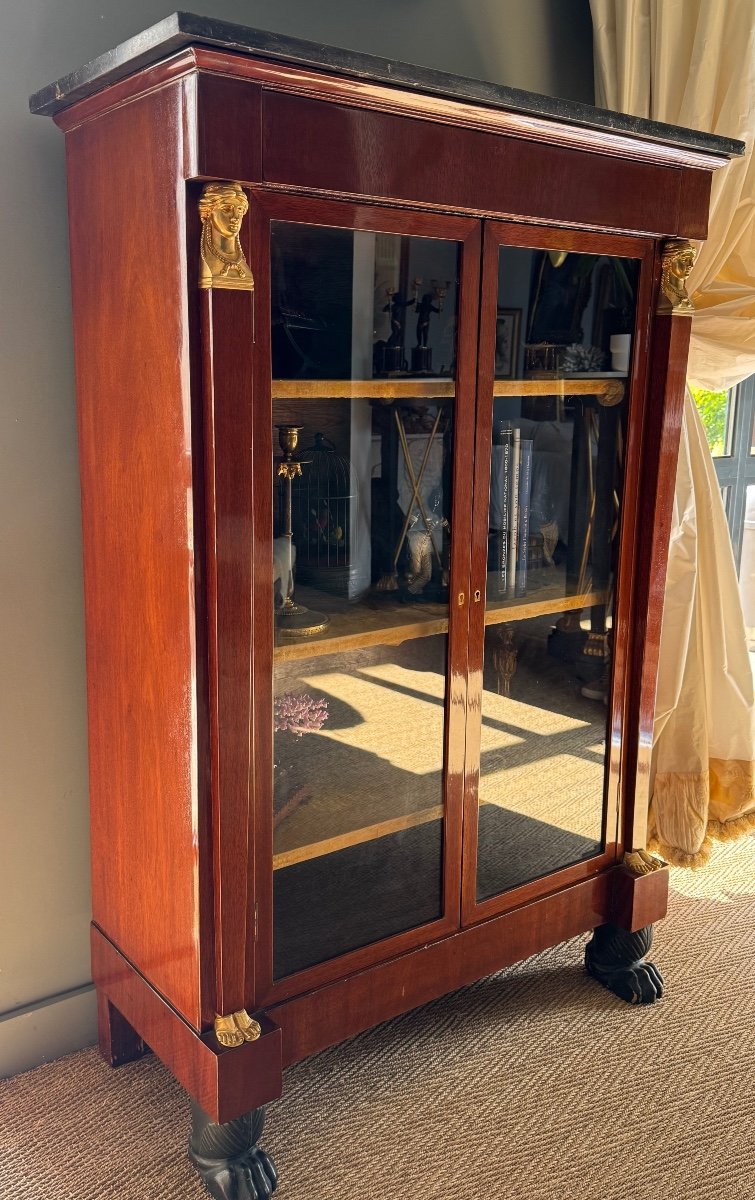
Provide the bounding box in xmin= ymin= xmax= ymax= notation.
xmin=2 ymin=836 xmax=754 ymax=1200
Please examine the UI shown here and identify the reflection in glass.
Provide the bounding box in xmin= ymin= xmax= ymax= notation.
xmin=476 ymin=244 xmax=638 ymax=900
xmin=270 ymin=222 xmax=460 ymax=977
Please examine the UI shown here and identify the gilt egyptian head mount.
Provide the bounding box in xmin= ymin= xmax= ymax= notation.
xmin=658 ymin=238 xmax=696 ymax=315
xmin=198 ymin=181 xmax=253 ymax=292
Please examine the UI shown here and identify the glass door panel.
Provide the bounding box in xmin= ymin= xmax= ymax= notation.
xmin=475 ymin=241 xmax=638 ymax=902
xmin=270 ymin=220 xmax=462 ymax=978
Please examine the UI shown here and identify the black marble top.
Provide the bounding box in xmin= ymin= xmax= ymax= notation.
xmin=29 ymin=10 xmax=744 ymax=158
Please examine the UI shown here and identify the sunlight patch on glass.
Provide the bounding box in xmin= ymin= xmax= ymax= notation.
xmin=299 ymin=667 xmax=444 ymax=776
xmin=481 ymin=691 xmax=595 ymax=736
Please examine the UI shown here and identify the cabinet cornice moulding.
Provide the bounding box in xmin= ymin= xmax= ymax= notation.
xmin=32 ymin=12 xmax=742 ymax=172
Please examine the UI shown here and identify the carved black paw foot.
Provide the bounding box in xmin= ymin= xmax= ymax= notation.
xmin=190 ymin=1102 xmax=278 ymax=1200
xmin=585 ymin=922 xmax=664 ymax=1004
xmin=586 ymin=954 xmax=664 ymax=1004
xmin=190 ymin=1145 xmax=278 ymax=1200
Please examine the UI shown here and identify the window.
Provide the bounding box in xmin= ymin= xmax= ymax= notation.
xmin=692 ymin=377 xmax=755 ymax=648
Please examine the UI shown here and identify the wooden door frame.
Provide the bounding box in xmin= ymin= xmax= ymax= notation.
xmin=460 ymin=220 xmax=656 ymax=926
xmin=245 ymin=190 xmax=482 ymax=1007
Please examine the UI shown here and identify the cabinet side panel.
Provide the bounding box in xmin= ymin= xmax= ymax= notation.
xmin=196 ymin=74 xmax=262 ymax=182
xmin=65 ymin=83 xmax=202 ymax=1028
xmin=626 ymin=314 xmax=692 ymax=849
xmin=677 ymin=167 xmax=712 ymax=241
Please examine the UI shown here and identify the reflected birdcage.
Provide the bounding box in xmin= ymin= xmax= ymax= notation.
xmin=290 ymin=433 xmax=361 ymax=597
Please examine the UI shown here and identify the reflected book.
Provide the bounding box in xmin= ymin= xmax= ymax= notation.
xmin=515 ymin=439 xmax=533 ymax=597
xmin=507 ymin=428 xmax=521 ymax=598
xmin=492 ymin=424 xmax=513 ymax=596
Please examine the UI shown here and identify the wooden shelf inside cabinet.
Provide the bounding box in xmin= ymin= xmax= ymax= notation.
xmin=493 ymin=377 xmax=626 ymax=400
xmin=274 ymin=573 xmax=606 ymax=662
xmin=272 ymin=379 xmax=455 ymax=400
xmin=484 ymin=575 xmax=607 ymax=625
xmin=271 ymin=377 xmax=626 ymax=401
xmin=273 ymin=804 xmax=443 ymax=870
xmin=274 ymin=588 xmax=447 ymax=662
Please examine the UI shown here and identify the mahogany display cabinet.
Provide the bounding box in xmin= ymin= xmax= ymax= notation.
xmin=31 ymin=14 xmax=743 ymax=1197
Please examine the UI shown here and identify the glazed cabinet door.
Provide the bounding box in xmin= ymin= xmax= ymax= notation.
xmin=251 ymin=195 xmax=481 ymax=1003
xmin=461 ymin=222 xmax=654 ymax=923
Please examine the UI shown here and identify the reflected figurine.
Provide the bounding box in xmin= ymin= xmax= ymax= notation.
xmin=385 ymin=287 xmax=417 ymax=345
xmin=415 ymin=291 xmax=440 ymax=348
xmin=274 ymin=425 xmax=329 ymax=638
xmin=376 ymin=286 xmax=417 ymax=374
xmin=411 ymin=280 xmax=449 ymax=374
xmin=490 ymin=625 xmax=517 ymax=696
xmin=403 ymin=489 xmax=449 ymax=599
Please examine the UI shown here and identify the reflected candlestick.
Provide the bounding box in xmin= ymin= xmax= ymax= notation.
xmin=275 ymin=424 xmax=330 ymax=638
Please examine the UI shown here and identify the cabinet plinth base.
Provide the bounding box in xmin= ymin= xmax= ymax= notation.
xmin=96 ymin=990 xmax=149 ymax=1068
xmin=90 ymin=926 xmax=283 ymax=1125
xmin=610 ymin=862 xmax=669 ymax=932
xmin=584 ymin=923 xmax=663 ymax=1004
xmin=190 ymin=1101 xmax=278 ymax=1200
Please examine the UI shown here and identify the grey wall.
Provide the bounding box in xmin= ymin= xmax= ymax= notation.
xmin=0 ymin=0 xmax=594 ymax=1077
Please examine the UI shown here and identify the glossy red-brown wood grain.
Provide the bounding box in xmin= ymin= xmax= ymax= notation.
xmin=263 ymin=91 xmax=690 ymax=237
xmin=198 ymin=207 xmax=257 ymax=1019
xmin=678 ymin=167 xmax=713 ymax=241
xmin=611 ymin=864 xmax=669 ymax=932
xmin=65 ymin=79 xmax=204 ymax=1029
xmin=624 ymin=312 xmax=693 ymax=849
xmin=184 ymin=199 xmax=216 ymax=1029
xmin=92 ymin=927 xmax=282 ymax=1123
xmin=93 ymin=852 xmax=664 ymax=1115
xmin=53 ymin=50 xmax=199 ymax=135
xmin=195 ymin=74 xmax=262 ymax=183
xmin=270 ymin=870 xmax=616 ymax=1066
xmin=247 ymin=192 xmax=276 ymax=1013
xmin=605 ymin=242 xmax=659 ymax=859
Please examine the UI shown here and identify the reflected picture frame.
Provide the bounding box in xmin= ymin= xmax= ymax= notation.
xmin=495 ymin=307 xmax=521 ymax=379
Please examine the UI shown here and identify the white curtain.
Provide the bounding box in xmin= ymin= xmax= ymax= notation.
xmin=591 ymin=0 xmax=755 ymax=864
xmin=592 ymin=0 xmax=755 ymax=391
